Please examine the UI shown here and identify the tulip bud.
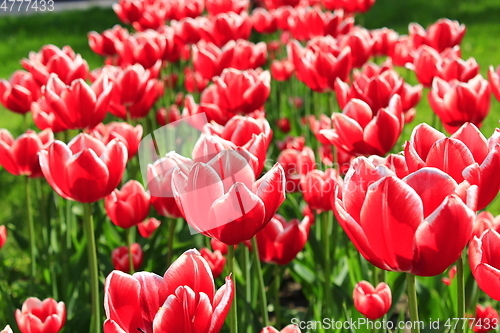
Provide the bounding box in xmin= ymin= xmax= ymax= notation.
xmin=471 ymin=304 xmax=499 ymax=333
xmin=200 ymin=248 xmax=226 ymax=278
xmin=105 ymin=180 xmax=151 ymax=229
xmin=15 ymin=298 xmax=66 ymax=333
xmin=138 ymin=218 xmax=161 ymax=238
xmin=111 ymin=243 xmax=143 ymax=273
xmin=353 ymin=281 xmax=392 ymax=320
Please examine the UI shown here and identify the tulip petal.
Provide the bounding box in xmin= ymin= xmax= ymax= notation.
xmin=254 ymin=163 xmax=286 ymax=224
xmin=425 ymin=138 xmax=475 ymax=183
xmin=209 ymin=276 xmax=234 ymax=333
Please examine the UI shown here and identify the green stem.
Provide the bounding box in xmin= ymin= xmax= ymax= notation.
xmin=457 ymin=251 xmax=465 ymax=333
xmin=25 ymin=177 xmax=36 ymax=292
xmin=406 ymin=274 xmax=421 ymax=333
xmin=273 ymin=266 xmax=283 ymax=328
xmin=166 ymin=218 xmax=177 ymax=266
xmin=127 ymin=227 xmax=135 ymax=274
xmin=243 ymin=245 xmax=252 ymax=333
xmin=83 ymin=203 xmax=101 ymax=333
xmin=322 ymin=212 xmax=332 ymax=317
xmin=227 ymin=245 xmax=238 ymax=333
xmin=251 ymin=237 xmax=270 ymax=326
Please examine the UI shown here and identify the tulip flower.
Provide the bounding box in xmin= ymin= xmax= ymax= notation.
xmin=441 ymin=265 xmax=457 ymax=286
xmin=88 ymin=122 xmax=143 ymax=159
xmin=165 ymin=0 xmax=204 ymax=21
xmin=321 ymin=95 xmax=404 ymax=156
xmin=255 ymin=214 xmax=311 ymax=265
xmin=0 ymin=225 xmax=6 ymax=249
xmin=252 ymin=8 xmax=278 ymax=34
xmin=184 ymin=67 xmax=210 ymax=93
xmin=171 ymin=17 xmax=202 ymax=45
xmin=334 ymin=157 xmax=476 ymax=276
xmin=192 ymin=41 xmax=235 ymax=80
xmin=300 ymin=169 xmax=343 ymax=212
xmin=148 ymin=151 xmax=193 ymax=218
xmin=428 ymin=75 xmax=491 ymax=133
xmin=288 ymin=37 xmax=352 ymax=92
xmin=277 ymin=145 xmax=316 ymax=193
xmin=473 ymin=212 xmax=500 ymax=239
xmin=488 ymin=65 xmax=500 ymax=102
xmin=138 ymin=218 xmax=161 ymax=238
xmin=105 ymin=180 xmax=151 ymax=229
xmin=22 ymin=44 xmax=89 ymax=86
xmin=198 ymin=12 xmax=252 ymax=47
xmin=368 ymin=154 xmax=409 ymax=179
xmin=370 ymin=28 xmax=399 ymax=56
xmin=270 ymin=60 xmax=294 ymax=82
xmin=337 ymin=27 xmax=374 ymax=68
xmin=287 ymin=7 xmax=353 ymax=41
xmin=353 ymin=281 xmax=392 ymax=320
xmin=103 ymin=249 xmax=234 ymax=333
xmin=260 ymin=325 xmax=302 ymax=333
xmin=112 ymin=243 xmax=143 ymax=273
xmin=469 ymin=229 xmax=500 ymax=301
xmin=389 ymin=36 xmax=415 ymax=67
xmin=194 ymin=68 xmax=271 ymax=124
xmin=116 ymin=30 xmax=166 ymax=70
xmin=113 ymin=0 xmax=147 ymax=25
xmin=205 ymin=0 xmax=248 ymax=16
xmin=32 ymin=73 xmax=112 ymax=131
xmin=200 ymin=248 xmax=226 ymax=278
xmin=39 ymin=133 xmax=127 ymax=203
xmin=172 ymin=150 xmax=286 ymax=245
xmin=471 ymin=304 xmax=499 ymax=333
xmin=0 ymin=70 xmax=40 ymax=114
xmin=0 ymin=129 xmax=53 ymax=178
xmin=88 ymin=25 xmax=129 ymax=57
xmin=1 ymin=325 xmax=12 ymax=333
xmin=335 ymin=63 xmax=422 ymax=120
xmin=98 ymin=64 xmax=163 ymax=120
xmin=156 ymin=105 xmax=182 ymax=126
xmin=276 ymin=118 xmax=291 ymax=133
xmin=15 ymin=297 xmax=66 ymax=333
xmin=404 ymin=123 xmax=500 ymax=210
xmin=323 ymin=0 xmax=376 ymax=13
xmin=412 ymin=45 xmax=478 ymax=87
xmin=410 ymin=19 xmax=466 ymax=52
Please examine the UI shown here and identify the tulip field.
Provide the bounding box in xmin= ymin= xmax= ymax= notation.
xmin=1 ymin=0 xmax=500 ymax=332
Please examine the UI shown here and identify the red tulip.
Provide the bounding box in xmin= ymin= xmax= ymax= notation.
xmin=321 ymin=95 xmax=404 ymax=156
xmin=410 ymin=19 xmax=466 ymax=52
xmin=471 ymin=304 xmax=499 ymax=333
xmin=116 ymin=30 xmax=166 ymax=70
xmin=262 ymin=0 xmax=301 ymax=10
xmin=105 ymin=180 xmax=151 ymax=229
xmin=192 ymin=41 xmax=235 ymax=80
xmin=413 ymin=45 xmax=478 ymax=87
xmin=488 ymin=65 xmax=500 ymax=102
xmin=0 ymin=70 xmax=40 ymax=114
xmin=0 ymin=225 xmax=6 ymax=249
xmin=337 ymin=27 xmax=374 ymax=68
xmin=271 ymin=59 xmax=294 ymax=82
xmin=147 ymin=151 xmax=193 ymax=218
xmin=32 ymin=73 xmax=112 ymax=131
xmin=388 ymin=36 xmax=415 ymax=67
xmin=99 ymin=64 xmax=163 ymax=120
xmin=260 ymin=325 xmax=302 ymax=333
xmin=323 ymin=0 xmax=375 ymax=13
xmin=198 ymin=12 xmax=252 ymax=47
xmin=200 ymin=248 xmax=226 ymax=278
xmin=165 ymin=0 xmax=204 ymax=21
xmin=335 ymin=157 xmax=476 ymax=276
xmin=205 ymin=0 xmax=248 ymax=16
xmin=22 ymin=45 xmax=89 ymax=86
xmin=256 ymin=214 xmax=311 ymax=265
xmin=0 ymin=129 xmax=53 ymax=178
xmin=138 ymin=218 xmax=161 ymax=238
xmin=88 ymin=25 xmax=129 ymax=57
xmin=230 ymin=40 xmax=268 ymax=71
xmin=15 ymin=297 xmax=66 ymax=333
xmin=103 ymin=249 xmax=234 ymax=333
xmin=368 ymin=154 xmax=409 ymax=179
xmin=288 ymin=37 xmax=352 ymax=92
xmin=171 ymin=17 xmax=202 ymax=45
xmin=469 ymin=229 xmax=500 ymax=301
xmin=353 ymin=281 xmax=391 ymax=320
xmin=370 ymin=28 xmax=399 ymax=56
xmin=88 ymin=122 xmax=143 ymax=159
xmin=287 ymin=7 xmax=353 ymax=41
xmin=404 ymin=123 xmax=500 ymax=210
xmin=278 ymin=145 xmax=316 ymax=193
xmin=172 ymin=150 xmax=286 ymax=245
xmin=335 ymin=63 xmax=422 ymax=121
xmin=276 ymin=118 xmax=291 ymax=133
xmin=195 ymin=68 xmax=271 ymax=124
xmin=441 ymin=265 xmax=457 ymax=286
xmin=39 ymin=134 xmax=127 ymax=203
xmin=1 ymin=325 xmax=12 ymax=333
xmin=184 ymin=67 xmax=210 ymax=93
xmin=252 ymin=8 xmax=278 ymax=34
xmin=300 ymin=169 xmax=342 ymax=212
xmin=156 ymin=105 xmax=182 ymax=126
xmin=210 ymin=238 xmax=228 ymax=255
xmin=473 ymin=212 xmax=500 ymax=240
xmin=112 ymin=243 xmax=143 ymax=273
xmin=112 ymin=0 xmax=147 ymax=25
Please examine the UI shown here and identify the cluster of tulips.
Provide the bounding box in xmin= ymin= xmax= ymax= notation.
xmin=1 ymin=0 xmax=500 ymax=332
